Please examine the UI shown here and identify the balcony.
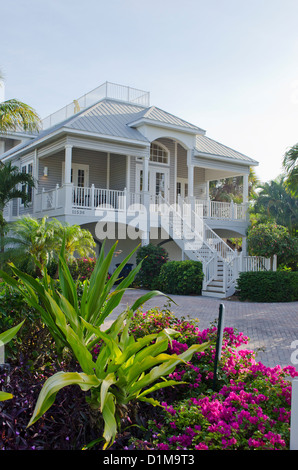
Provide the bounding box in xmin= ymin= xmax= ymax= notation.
xmin=32 ymin=185 xmax=247 ymax=223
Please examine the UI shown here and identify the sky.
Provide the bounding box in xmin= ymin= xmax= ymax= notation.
xmin=1 ymin=0 xmax=298 ymax=183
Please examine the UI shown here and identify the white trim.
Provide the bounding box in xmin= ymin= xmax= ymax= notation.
xmin=128 ymin=117 xmax=204 ymax=135
xmin=150 ymin=141 xmax=170 ymax=166
xmin=62 ymin=162 xmax=89 ymax=187
xmin=136 ymin=162 xmax=170 ymax=200
xmin=107 ymin=153 xmax=110 ymax=189
xmin=126 ymin=155 xmax=131 ymax=192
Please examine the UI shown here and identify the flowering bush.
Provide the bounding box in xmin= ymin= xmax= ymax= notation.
xmin=128 ymin=307 xmax=298 ymax=451
xmin=1 ymin=303 xmax=298 ymax=450
xmin=68 ymin=257 xmax=97 ymax=281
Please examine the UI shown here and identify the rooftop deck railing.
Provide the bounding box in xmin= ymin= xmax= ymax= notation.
xmin=42 ymin=82 xmax=150 ymax=129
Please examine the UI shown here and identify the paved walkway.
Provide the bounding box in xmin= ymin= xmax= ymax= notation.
xmin=107 ymin=289 xmax=298 ymax=371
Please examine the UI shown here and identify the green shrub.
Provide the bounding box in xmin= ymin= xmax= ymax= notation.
xmin=68 ymin=257 xmax=97 ymax=281
xmin=135 ymin=244 xmax=168 ymax=289
xmin=237 ymin=271 xmax=298 ymax=302
xmin=159 ymin=260 xmax=204 ymax=295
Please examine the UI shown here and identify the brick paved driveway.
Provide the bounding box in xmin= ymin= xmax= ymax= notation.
xmin=108 ymin=290 xmax=298 ymax=370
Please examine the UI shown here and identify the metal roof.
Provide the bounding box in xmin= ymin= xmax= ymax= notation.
xmin=195 ymin=134 xmax=258 ymax=165
xmin=1 ymin=96 xmax=258 ymax=167
xmin=67 ymin=100 xmax=149 ymax=142
xmin=128 ymin=105 xmax=205 ymax=133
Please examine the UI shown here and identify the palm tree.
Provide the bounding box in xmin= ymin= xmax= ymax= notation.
xmin=54 ymin=221 xmax=96 ymax=263
xmin=0 ymin=162 xmax=35 ymax=253
xmin=209 ymin=168 xmax=259 ymax=203
xmin=0 ymin=70 xmax=40 ymax=133
xmin=283 ymin=144 xmax=298 ymax=193
xmin=252 ymin=176 xmax=298 ymax=235
xmin=0 ymin=216 xmax=95 ymax=276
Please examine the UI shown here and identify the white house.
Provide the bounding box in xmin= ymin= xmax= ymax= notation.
xmin=1 ymin=81 xmax=265 ymax=298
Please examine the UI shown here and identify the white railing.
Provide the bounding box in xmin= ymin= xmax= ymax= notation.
xmin=42 ymin=81 xmax=150 ymax=129
xmin=72 ymin=186 xmax=127 ymax=211
xmin=35 ymin=185 xmax=64 ymax=212
xmin=158 ymin=195 xmax=231 ymax=290
xmin=193 ymin=198 xmax=246 ymax=221
xmin=241 ymin=255 xmax=277 ymax=272
xmin=94 ymin=188 xmax=126 ymax=211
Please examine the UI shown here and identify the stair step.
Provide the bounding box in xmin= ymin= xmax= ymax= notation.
xmin=202 ymin=290 xmax=226 ymax=299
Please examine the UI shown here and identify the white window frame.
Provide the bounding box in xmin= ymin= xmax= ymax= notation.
xmin=62 ymin=162 xmax=89 ymax=187
xmin=150 ymin=142 xmax=170 ymax=166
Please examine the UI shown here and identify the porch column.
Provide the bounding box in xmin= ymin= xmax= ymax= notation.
xmin=243 ymin=173 xmax=249 ymax=222
xmin=64 ymin=144 xmax=73 ymax=184
xmin=142 ymin=153 xmax=150 ymax=246
xmin=187 ymin=149 xmax=194 ymax=198
xmin=242 ymin=237 xmax=247 ymax=256
xmin=243 ymin=173 xmax=249 ymax=204
xmin=64 ymin=144 xmax=73 ymax=214
xmin=187 ymin=150 xmax=195 ymax=224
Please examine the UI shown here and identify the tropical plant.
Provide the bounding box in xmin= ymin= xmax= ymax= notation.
xmin=0 ymin=162 xmax=35 ymax=254
xmin=0 ymin=242 xmax=210 ymax=448
xmin=27 ymin=309 xmax=209 ymax=448
xmin=0 ymin=70 xmax=40 ymax=133
xmin=53 ymin=221 xmax=96 ymax=263
xmin=283 ymin=143 xmax=298 ymax=193
xmin=247 ymin=222 xmax=298 ymax=269
xmin=209 ymin=168 xmax=259 ymax=203
xmin=1 ymin=216 xmax=57 ymax=275
xmin=250 ymin=177 xmax=298 ymax=235
xmin=0 ymin=242 xmax=164 ymax=357
xmin=1 ymin=216 xmax=95 ymax=276
xmin=0 ymin=321 xmax=24 ymax=401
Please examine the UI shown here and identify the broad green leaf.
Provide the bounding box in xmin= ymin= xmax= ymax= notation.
xmin=125 ymin=353 xmax=176 ymax=389
xmin=45 ymin=294 xmax=95 ymax=374
xmin=80 ymin=318 xmax=122 ymax=361
xmin=137 ymin=380 xmax=185 ymax=399
xmin=0 ymin=391 xmax=13 ymax=401
xmin=102 ymin=392 xmax=117 ymax=449
xmin=58 ymin=254 xmax=79 ymax=311
xmin=0 ymin=320 xmax=25 ymax=345
xmin=131 ymin=290 xmax=175 ymax=312
xmin=100 ymin=373 xmax=116 ymax=412
xmin=28 ymin=371 xmax=100 ymax=427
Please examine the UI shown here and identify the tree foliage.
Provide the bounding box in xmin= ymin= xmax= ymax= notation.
xmin=0 ymin=70 xmax=40 ymax=133
xmin=0 ymin=216 xmax=95 ymax=276
xmin=247 ymin=223 xmax=298 ymax=269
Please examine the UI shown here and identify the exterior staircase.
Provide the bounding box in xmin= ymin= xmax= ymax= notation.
xmin=158 ymin=196 xmax=240 ymax=298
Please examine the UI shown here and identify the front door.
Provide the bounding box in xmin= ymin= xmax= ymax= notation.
xmin=136 ymin=165 xmax=169 ymax=201
xmin=176 ymin=178 xmax=188 ymax=201
xmin=62 ymin=163 xmax=89 ymax=187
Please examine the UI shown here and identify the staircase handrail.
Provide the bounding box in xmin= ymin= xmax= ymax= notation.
xmin=191 ymin=209 xmax=237 ymax=263
xmin=158 ymin=195 xmax=216 ymax=257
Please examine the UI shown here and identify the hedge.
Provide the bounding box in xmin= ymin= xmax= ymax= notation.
xmin=236 ymin=271 xmax=298 ymax=302
xmin=159 ymin=260 xmax=204 ymax=295
xmin=135 ymin=244 xmax=168 ymax=289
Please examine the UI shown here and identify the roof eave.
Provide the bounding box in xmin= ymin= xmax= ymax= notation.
xmin=1 ymin=127 xmax=150 ymax=162
xmin=194 ymin=150 xmax=259 ymax=166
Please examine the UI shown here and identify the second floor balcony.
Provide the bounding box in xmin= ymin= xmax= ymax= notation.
xmin=30 ymin=184 xmax=248 ymax=223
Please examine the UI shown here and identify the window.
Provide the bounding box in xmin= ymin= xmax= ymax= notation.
xmin=21 ymin=162 xmax=33 ymax=205
xmin=150 ymin=143 xmax=168 ymax=164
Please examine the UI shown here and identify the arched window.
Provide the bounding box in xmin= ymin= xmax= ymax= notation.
xmin=150 ymin=142 xmax=169 ymax=164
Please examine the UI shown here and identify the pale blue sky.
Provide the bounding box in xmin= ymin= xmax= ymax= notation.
xmin=2 ymin=0 xmax=298 ymax=182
